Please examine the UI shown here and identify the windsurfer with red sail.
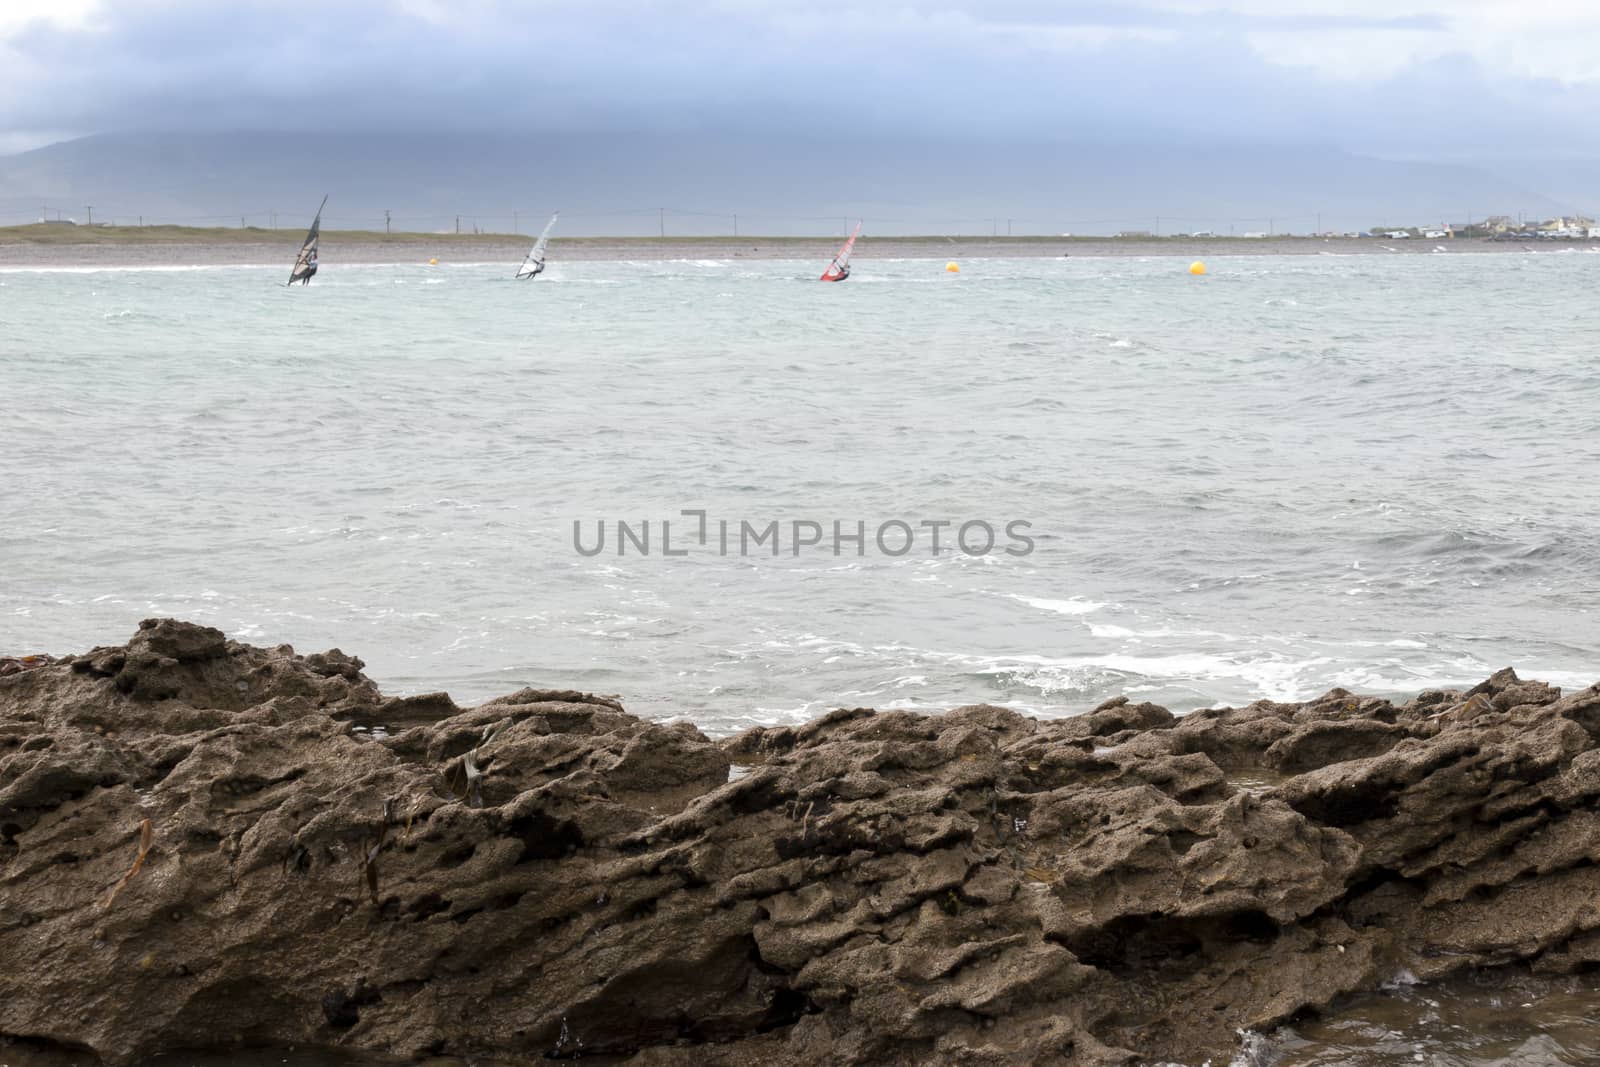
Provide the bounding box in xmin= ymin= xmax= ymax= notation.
xmin=820 ymin=221 xmax=861 ymax=282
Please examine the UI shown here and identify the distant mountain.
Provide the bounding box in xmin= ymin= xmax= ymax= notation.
xmin=1473 ymin=156 xmax=1600 ymax=221
xmin=0 ymin=131 xmax=1569 ymax=236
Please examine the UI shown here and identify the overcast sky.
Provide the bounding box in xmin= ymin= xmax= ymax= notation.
xmin=4 ymin=0 xmax=1600 ymax=157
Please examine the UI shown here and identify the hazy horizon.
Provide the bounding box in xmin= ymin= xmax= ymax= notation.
xmin=4 ymin=2 xmax=1600 ymax=235
xmin=0 ymin=129 xmax=1590 ymax=238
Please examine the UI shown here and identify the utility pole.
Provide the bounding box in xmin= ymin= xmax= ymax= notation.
xmin=1155 ymin=215 xmax=1160 ymax=237
xmin=733 ymin=213 xmax=738 ymax=237
xmin=512 ymin=210 xmax=517 ymax=234
xmin=385 ymin=209 xmax=391 ymax=235
xmin=659 ymin=207 xmax=665 ymax=238
xmin=1269 ymin=217 xmax=1275 ymax=236
xmin=240 ymin=216 xmax=245 ymax=228
xmin=455 ymin=214 xmax=460 ymax=234
xmin=1007 ymin=218 xmax=1012 ymax=237
xmin=86 ymin=206 xmax=93 ymax=225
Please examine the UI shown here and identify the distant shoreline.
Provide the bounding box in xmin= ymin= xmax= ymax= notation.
xmin=0 ymin=224 xmax=1590 ymax=266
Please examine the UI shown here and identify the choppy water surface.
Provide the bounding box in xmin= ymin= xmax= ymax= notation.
xmin=4 ymin=254 xmax=1598 ymax=730
xmin=4 ymin=253 xmax=1600 ymax=1064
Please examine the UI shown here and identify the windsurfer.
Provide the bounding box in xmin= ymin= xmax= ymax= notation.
xmin=301 ymin=249 xmax=317 ymax=284
xmin=819 ymin=221 xmax=861 ymax=282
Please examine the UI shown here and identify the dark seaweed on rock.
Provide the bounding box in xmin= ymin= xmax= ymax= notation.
xmin=361 ymin=819 xmax=386 ymax=907
xmin=101 ymin=817 xmax=153 ymax=910
xmin=441 ymin=721 xmax=503 ymax=808
xmin=0 ymin=654 xmax=54 ymax=678
xmin=2 ymin=620 xmax=1599 ymax=1066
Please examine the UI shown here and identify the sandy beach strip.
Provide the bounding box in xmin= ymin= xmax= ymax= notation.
xmin=0 ymin=230 xmax=1587 ymax=267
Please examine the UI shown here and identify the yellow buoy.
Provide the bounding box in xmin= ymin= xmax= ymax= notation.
xmin=428 ymin=257 xmax=438 ymax=265
xmin=1189 ymin=261 xmax=1206 ymax=275
xmin=946 ymin=262 xmax=960 ymax=273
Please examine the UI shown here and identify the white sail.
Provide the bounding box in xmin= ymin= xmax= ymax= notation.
xmin=516 ymin=212 xmax=559 ymax=279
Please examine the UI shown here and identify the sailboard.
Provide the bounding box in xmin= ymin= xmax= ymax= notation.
xmin=288 ymin=195 xmax=327 ymax=286
xmin=820 ymin=221 xmax=861 ymax=282
xmin=516 ymin=212 xmax=559 ymax=279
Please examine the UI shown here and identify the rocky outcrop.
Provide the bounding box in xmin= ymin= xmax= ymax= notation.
xmin=3 ymin=621 xmax=1600 ymax=1065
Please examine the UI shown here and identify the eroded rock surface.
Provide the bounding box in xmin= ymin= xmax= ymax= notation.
xmin=3 ymin=622 xmax=1599 ymax=1065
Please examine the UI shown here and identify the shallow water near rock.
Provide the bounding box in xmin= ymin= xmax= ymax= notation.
xmin=1273 ymin=969 xmax=1600 ymax=1066
xmin=7 ymin=972 xmax=1600 ymax=1066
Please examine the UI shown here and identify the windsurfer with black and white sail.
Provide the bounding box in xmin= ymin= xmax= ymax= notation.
xmin=288 ymin=195 xmax=327 ymax=286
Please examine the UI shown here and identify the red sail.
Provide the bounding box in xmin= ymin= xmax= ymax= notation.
xmin=820 ymin=221 xmax=861 ymax=281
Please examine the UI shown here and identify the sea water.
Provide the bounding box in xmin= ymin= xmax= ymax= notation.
xmin=3 ymin=253 xmax=1598 ymax=732
xmin=4 ymin=251 xmax=1600 ymax=1062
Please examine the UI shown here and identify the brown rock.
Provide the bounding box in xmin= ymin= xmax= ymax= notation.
xmin=1 ymin=621 xmax=1596 ymax=1066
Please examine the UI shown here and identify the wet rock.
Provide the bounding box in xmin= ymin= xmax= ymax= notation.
xmin=1 ymin=621 xmax=1597 ymax=1066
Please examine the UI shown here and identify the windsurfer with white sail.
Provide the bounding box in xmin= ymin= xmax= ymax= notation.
xmin=516 ymin=212 xmax=559 ymax=280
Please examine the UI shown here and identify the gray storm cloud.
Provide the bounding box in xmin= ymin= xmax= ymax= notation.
xmin=3 ymin=0 xmax=1600 ymax=154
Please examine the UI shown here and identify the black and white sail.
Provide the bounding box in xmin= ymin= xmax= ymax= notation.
xmin=288 ymin=195 xmax=327 ymax=286
xmin=516 ymin=212 xmax=559 ymax=279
